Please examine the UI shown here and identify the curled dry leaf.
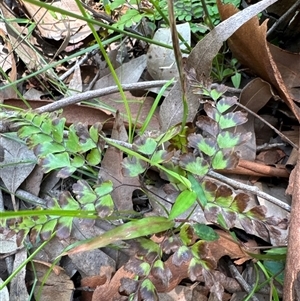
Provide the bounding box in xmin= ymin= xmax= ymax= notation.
xmin=186 ymin=0 xmax=279 ymax=78
xmin=218 ymin=0 xmax=300 ymax=122
xmin=240 ymin=78 xmax=275 ymax=113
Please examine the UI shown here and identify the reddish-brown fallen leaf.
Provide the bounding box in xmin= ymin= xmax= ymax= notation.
xmin=186 ymin=0 xmax=278 ymax=78
xmin=81 ymin=275 xmax=107 ymax=301
xmin=203 ymin=230 xmax=256 ymax=266
xmin=92 ymin=266 xmax=135 ymax=301
xmin=98 ymin=111 xmax=140 ymax=212
xmin=269 ymin=45 xmax=300 ymax=102
xmin=149 ymin=254 xmax=243 ymax=293
xmin=28 ymin=262 xmax=74 ymax=301
xmin=218 ymin=1 xmax=300 ymax=122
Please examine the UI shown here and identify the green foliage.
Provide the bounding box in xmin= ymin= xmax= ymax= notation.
xmin=10 ymin=180 xmax=114 ymax=242
xmin=168 ymin=189 xmax=197 ymax=220
xmin=1 ymin=82 xmax=282 ymax=300
xmin=109 ymin=0 xmax=241 ymax=35
xmin=122 ymin=88 xmax=249 ymax=185
xmin=192 ymin=224 xmax=219 ymax=241
xmin=211 ymin=54 xmax=242 ymax=88
xmin=124 ymin=222 xmax=220 ymax=299
xmin=2 ymin=85 xmax=274 ymax=248
xmin=8 ymin=111 xmax=103 ymax=178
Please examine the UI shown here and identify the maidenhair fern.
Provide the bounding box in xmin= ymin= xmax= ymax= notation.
xmin=122 ymin=89 xmax=250 ymax=178
xmin=10 ymin=179 xmax=114 ymax=242
xmin=8 ymin=110 xmax=103 ymax=178
xmin=1 ymin=86 xmax=278 ymax=246
xmin=121 ymin=87 xmax=277 ymax=241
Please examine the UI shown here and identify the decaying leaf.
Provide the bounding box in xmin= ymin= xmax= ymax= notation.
xmin=218 ymin=0 xmax=300 ymax=121
xmin=239 ymin=78 xmax=275 ymax=113
xmin=28 ymin=262 xmax=74 ymax=301
xmin=147 ymin=23 xmax=191 ymax=80
xmin=98 ymin=111 xmax=141 ymax=212
xmin=0 ymin=3 xmax=39 ymax=71
xmin=186 ymin=0 xmax=279 ymax=78
xmin=0 ymin=135 xmax=36 ymax=194
xmin=20 ymin=0 xmax=98 ymax=43
xmin=0 ymin=230 xmax=18 ymax=254
xmin=94 ymin=55 xmax=147 ymax=88
xmin=92 ymin=266 xmax=135 ymax=301
xmin=0 ymin=279 xmax=9 ymax=301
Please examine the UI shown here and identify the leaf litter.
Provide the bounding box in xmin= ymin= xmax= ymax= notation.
xmin=1 ymin=0 xmax=299 ymax=299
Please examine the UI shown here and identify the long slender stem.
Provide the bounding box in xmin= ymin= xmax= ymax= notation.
xmin=75 ymin=0 xmax=133 ymax=140
xmin=167 ymin=0 xmax=188 ymax=131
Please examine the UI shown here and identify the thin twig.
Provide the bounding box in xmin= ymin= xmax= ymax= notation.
xmin=235 ymin=101 xmax=298 ymax=150
xmin=228 ymin=261 xmax=260 ymax=301
xmin=35 ymin=80 xmax=172 ymax=113
xmin=59 ymin=52 xmax=90 ymax=81
xmin=267 ymin=0 xmax=300 ymax=39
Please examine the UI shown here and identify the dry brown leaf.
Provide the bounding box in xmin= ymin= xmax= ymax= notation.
xmin=92 ymin=266 xmax=135 ymax=301
xmin=32 ymin=260 xmax=64 ymax=275
xmin=20 ymin=0 xmax=98 ymax=43
xmin=204 ymin=230 xmax=255 ymax=266
xmin=68 ymin=64 xmax=83 ymax=94
xmin=218 ymin=1 xmax=300 ymax=122
xmin=0 ymin=28 xmax=16 ymax=84
xmin=231 ymin=114 xmax=256 ymax=161
xmin=149 ymin=253 xmax=242 ymax=293
xmin=186 ymin=0 xmax=278 ymax=78
xmin=94 ymin=55 xmax=147 ymax=88
xmin=29 ymin=262 xmax=74 ymax=301
xmin=81 ymin=275 xmax=107 ymax=301
xmin=239 ymin=78 xmax=275 ymax=113
xmin=159 ymin=81 xmax=199 ymax=131
xmin=158 ymin=285 xmax=207 ymax=301
xmin=22 ymin=165 xmax=44 ymax=196
xmin=100 ymin=91 xmax=160 ymax=131
xmin=256 ymin=149 xmax=286 ymax=165
xmin=0 ymin=230 xmax=17 ymax=254
xmin=160 ymin=0 xmax=278 ymax=132
xmin=0 ymin=135 xmax=36 ymax=195
xmin=269 ymin=45 xmax=300 ymax=102
xmin=10 ymin=248 xmax=29 ymax=301
xmin=98 ymin=111 xmax=140 ymax=212
xmin=0 ymin=3 xmax=38 ymax=71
